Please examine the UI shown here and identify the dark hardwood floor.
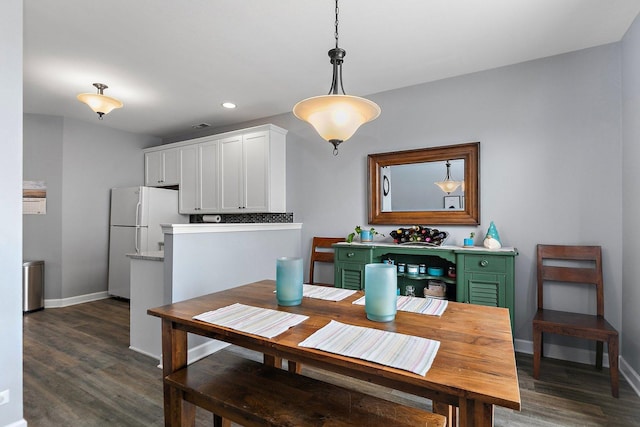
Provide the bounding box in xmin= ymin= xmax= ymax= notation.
xmin=23 ymin=298 xmax=640 ymax=426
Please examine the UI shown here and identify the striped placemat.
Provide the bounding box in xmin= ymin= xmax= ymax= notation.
xmin=352 ymin=295 xmax=448 ymax=316
xmin=303 ymin=284 xmax=357 ymax=301
xmin=299 ymin=320 xmax=439 ymax=376
xmin=193 ymin=303 xmax=309 ymax=339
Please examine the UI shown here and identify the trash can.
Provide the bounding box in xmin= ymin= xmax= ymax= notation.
xmin=23 ymin=260 xmax=44 ymax=312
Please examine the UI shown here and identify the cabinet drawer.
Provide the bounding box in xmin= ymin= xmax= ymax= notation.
xmin=336 ymin=248 xmax=372 ymax=263
xmin=464 ymin=255 xmax=507 ymax=274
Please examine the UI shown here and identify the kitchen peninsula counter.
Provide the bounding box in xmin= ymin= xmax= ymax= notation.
xmin=155 ymin=222 xmax=302 ymax=362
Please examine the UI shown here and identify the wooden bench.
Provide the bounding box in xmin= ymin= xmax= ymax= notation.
xmin=164 ymin=349 xmax=447 ymax=427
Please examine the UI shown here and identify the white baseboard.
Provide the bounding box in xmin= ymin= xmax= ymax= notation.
xmin=44 ymin=291 xmax=110 ymax=308
xmin=4 ymin=419 xmax=27 ymax=427
xmin=515 ymin=338 xmax=640 ymax=398
xmin=156 ymin=340 xmax=231 ymax=369
xmin=621 ymin=357 xmax=640 ymax=397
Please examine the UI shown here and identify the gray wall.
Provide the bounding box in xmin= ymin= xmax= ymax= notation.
xmin=171 ymin=42 xmax=626 ymax=357
xmin=622 ymin=14 xmax=640 ymax=380
xmin=23 ymin=115 xmax=160 ymax=300
xmin=1 ymin=0 xmax=24 ymax=425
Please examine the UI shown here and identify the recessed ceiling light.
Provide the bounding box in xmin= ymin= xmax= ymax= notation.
xmin=222 ymin=102 xmax=236 ymax=109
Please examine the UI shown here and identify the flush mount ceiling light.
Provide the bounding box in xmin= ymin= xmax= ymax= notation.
xmin=221 ymin=102 xmax=237 ymax=109
xmin=434 ymin=160 xmax=462 ymax=194
xmin=293 ymin=0 xmax=381 ymax=155
xmin=77 ymin=83 xmax=123 ymax=120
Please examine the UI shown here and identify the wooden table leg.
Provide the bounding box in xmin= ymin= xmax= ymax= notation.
xmin=433 ymin=401 xmax=457 ymax=427
xmin=162 ymin=319 xmax=195 ymax=427
xmin=458 ymin=398 xmax=494 ymax=427
xmin=263 ymin=353 xmax=282 ymax=368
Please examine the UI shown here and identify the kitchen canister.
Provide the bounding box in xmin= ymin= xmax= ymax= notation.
xmin=275 ymin=257 xmax=303 ymax=306
xmin=364 ymin=263 xmax=397 ymax=322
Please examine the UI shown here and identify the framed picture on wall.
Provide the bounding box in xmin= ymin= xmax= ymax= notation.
xmin=444 ymin=196 xmax=461 ymax=209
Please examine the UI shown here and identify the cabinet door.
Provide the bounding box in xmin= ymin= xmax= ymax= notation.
xmin=199 ymin=141 xmax=219 ymax=212
xmin=162 ymin=148 xmax=179 ymax=186
xmin=335 ymin=263 xmax=365 ymax=290
xmin=145 ymin=151 xmax=163 ymax=186
xmin=463 ymin=272 xmax=506 ymax=307
xmin=179 ymin=145 xmax=198 ymax=214
xmin=220 ymin=135 xmax=243 ymax=212
xmin=243 ymin=131 xmax=269 ymax=212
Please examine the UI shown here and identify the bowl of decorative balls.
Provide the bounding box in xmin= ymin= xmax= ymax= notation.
xmin=389 ymin=225 xmax=448 ymax=246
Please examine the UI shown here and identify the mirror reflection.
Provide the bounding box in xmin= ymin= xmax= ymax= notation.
xmin=368 ymin=142 xmax=479 ymax=225
xmin=381 ymin=160 xmax=465 ymax=212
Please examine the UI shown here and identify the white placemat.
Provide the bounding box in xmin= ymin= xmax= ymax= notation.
xmin=299 ymin=320 xmax=439 ymax=376
xmin=193 ymin=303 xmax=308 ymax=339
xmin=352 ymin=295 xmax=448 ymax=316
xmin=303 ymin=284 xmax=357 ymax=301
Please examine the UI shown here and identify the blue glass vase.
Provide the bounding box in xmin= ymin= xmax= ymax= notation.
xmin=364 ymin=264 xmax=397 ymax=322
xmin=276 ymin=257 xmax=303 ymax=306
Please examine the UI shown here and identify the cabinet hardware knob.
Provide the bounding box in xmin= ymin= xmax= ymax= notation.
xmin=347 ymin=252 xmax=354 ymax=257
xmin=480 ymin=259 xmax=489 ymax=267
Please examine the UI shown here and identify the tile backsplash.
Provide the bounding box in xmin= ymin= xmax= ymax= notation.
xmin=190 ymin=213 xmax=294 ymax=224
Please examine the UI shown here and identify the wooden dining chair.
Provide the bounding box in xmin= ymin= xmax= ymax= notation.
xmin=308 ymin=237 xmax=344 ymax=286
xmin=532 ymin=244 xmax=619 ymax=397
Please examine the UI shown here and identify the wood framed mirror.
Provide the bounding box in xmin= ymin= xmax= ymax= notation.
xmin=368 ymin=142 xmax=480 ymax=225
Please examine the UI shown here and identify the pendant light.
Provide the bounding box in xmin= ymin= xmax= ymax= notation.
xmin=77 ymin=83 xmax=123 ymax=119
xmin=293 ymin=0 xmax=381 ymax=155
xmin=434 ymin=160 xmax=462 ymax=194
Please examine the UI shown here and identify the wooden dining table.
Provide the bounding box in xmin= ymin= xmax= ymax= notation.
xmin=148 ymin=280 xmax=520 ymax=427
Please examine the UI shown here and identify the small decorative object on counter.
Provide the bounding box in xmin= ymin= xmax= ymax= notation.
xmin=405 ymin=285 xmax=416 ymax=297
xmin=406 ymin=264 xmax=419 ymax=275
xmin=483 ymin=221 xmax=502 ymax=249
xmin=364 ymin=264 xmax=397 ymax=322
xmin=419 ymin=264 xmax=427 ymax=274
xmin=463 ymin=232 xmax=475 ymax=247
xmin=397 ymin=262 xmax=406 ymax=273
xmin=424 ymin=280 xmax=447 ymax=299
xmin=276 ymin=257 xmax=303 ymax=306
xmin=346 ymin=226 xmax=384 ymax=243
xmin=447 ymin=266 xmax=456 ymax=278
xmin=427 ymin=266 xmax=444 ymax=277
xmin=389 ymin=225 xmax=448 ymax=246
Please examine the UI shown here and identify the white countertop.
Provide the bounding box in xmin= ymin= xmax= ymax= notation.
xmin=126 ymin=251 xmax=165 ymax=261
xmin=161 ymin=222 xmax=302 ymax=235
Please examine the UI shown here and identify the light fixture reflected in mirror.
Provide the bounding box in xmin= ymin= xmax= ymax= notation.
xmin=77 ymin=83 xmax=123 ymax=120
xmin=434 ymin=160 xmax=462 ymax=194
xmin=293 ymin=0 xmax=381 ymax=155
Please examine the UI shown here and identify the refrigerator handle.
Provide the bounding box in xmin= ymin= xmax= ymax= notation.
xmin=135 ymin=200 xmax=142 ymax=253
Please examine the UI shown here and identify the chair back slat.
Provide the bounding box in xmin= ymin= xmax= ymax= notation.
xmin=536 ymin=244 xmax=604 ymax=316
xmin=309 ymin=237 xmax=344 ymax=285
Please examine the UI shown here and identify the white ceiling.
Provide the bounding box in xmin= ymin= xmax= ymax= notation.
xmin=23 ymin=0 xmax=640 ymax=139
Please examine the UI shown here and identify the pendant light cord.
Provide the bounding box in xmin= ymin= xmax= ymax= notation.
xmin=334 ymin=0 xmax=339 ymax=49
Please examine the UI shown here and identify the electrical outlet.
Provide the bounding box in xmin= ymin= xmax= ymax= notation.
xmin=0 ymin=389 xmax=9 ymax=405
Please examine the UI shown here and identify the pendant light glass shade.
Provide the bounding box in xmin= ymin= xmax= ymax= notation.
xmin=434 ymin=160 xmax=462 ymax=194
xmin=293 ymin=94 xmax=381 ymax=144
xmin=293 ymin=0 xmax=380 ymax=155
xmin=77 ymin=83 xmax=123 ymax=119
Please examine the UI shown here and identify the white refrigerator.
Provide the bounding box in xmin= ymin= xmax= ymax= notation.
xmin=108 ymin=186 xmax=187 ymax=299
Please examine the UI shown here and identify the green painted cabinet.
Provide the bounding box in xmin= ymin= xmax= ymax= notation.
xmin=333 ymin=243 xmax=518 ymax=329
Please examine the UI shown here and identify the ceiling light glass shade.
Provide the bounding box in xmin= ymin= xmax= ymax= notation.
xmin=293 ymin=94 xmax=381 ymax=143
xmin=77 ymin=93 xmax=123 ymax=115
xmin=434 ymin=179 xmax=462 ymax=194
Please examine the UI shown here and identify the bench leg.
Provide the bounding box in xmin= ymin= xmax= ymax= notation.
xmin=263 ymin=353 xmax=282 ymax=368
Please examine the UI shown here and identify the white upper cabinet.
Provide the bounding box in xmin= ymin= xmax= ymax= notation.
xmin=178 ymin=139 xmax=220 ymax=214
xmin=144 ymin=148 xmax=179 ymax=187
xmin=220 ymin=129 xmax=286 ymax=213
xmin=150 ymin=124 xmax=286 ymax=215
